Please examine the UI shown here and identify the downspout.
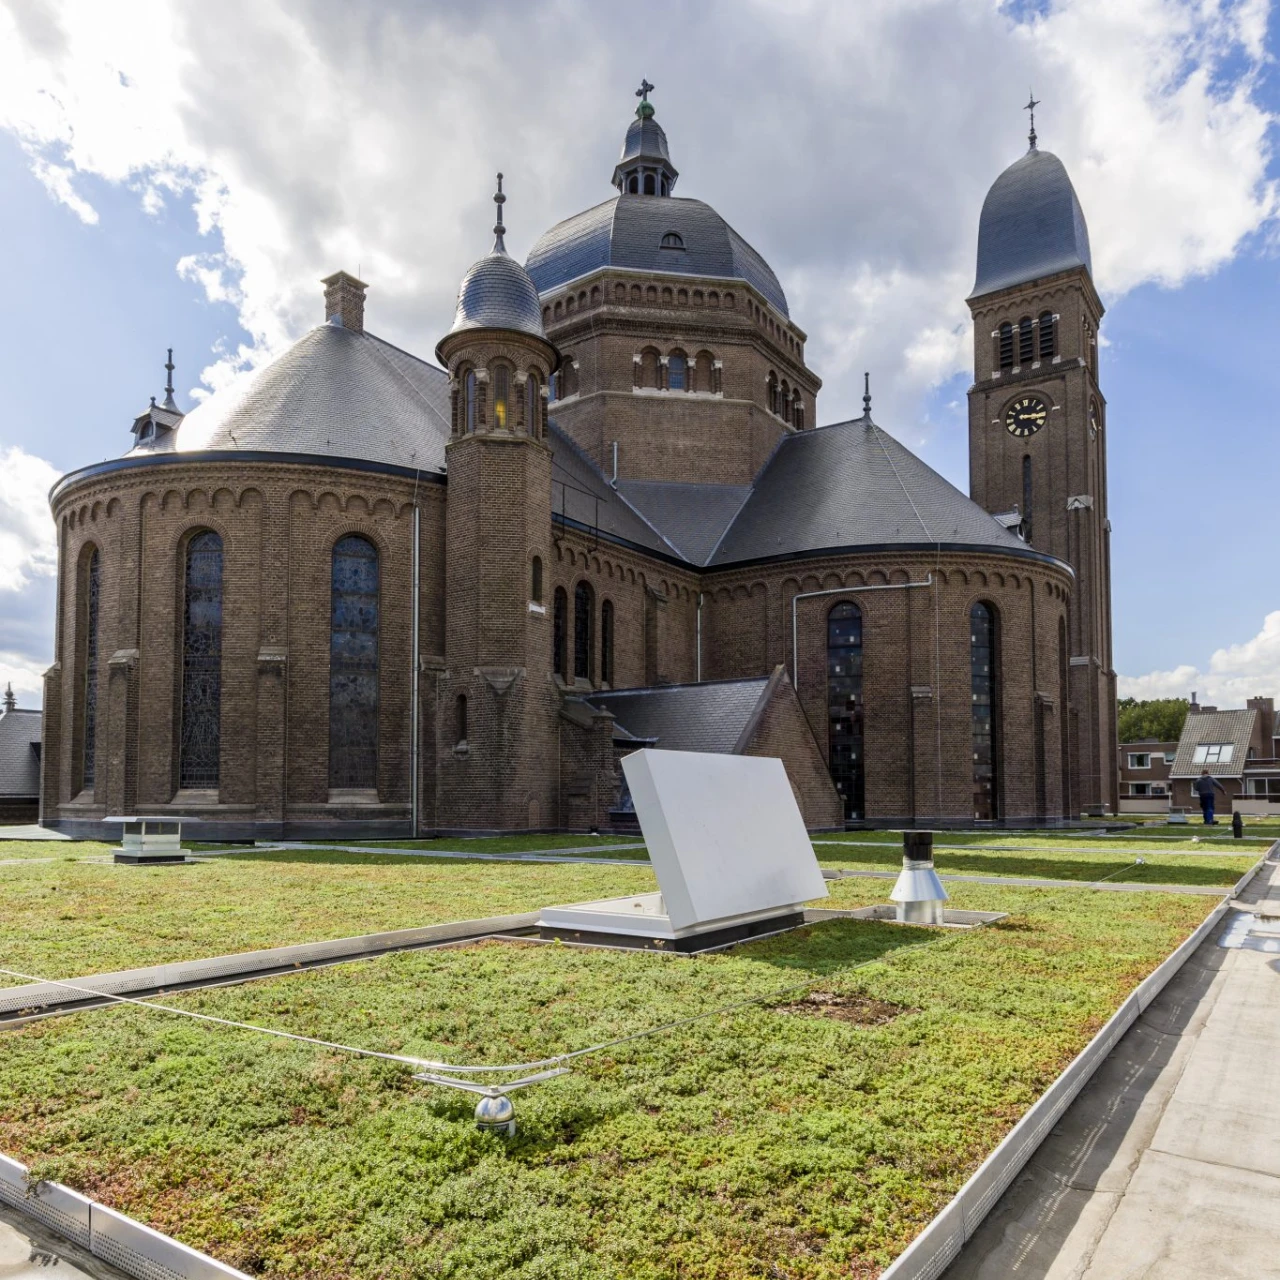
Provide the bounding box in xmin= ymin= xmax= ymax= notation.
xmin=696 ymin=592 xmax=703 ymax=682
xmin=790 ymin=576 xmax=934 ymax=691
xmin=410 ymin=504 xmax=421 ymax=835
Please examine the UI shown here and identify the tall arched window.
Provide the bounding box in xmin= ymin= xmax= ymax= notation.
xmin=1058 ymin=614 xmax=1070 ymax=817
xmin=971 ymin=602 xmax=999 ymax=820
xmin=455 ymin=694 xmax=467 ymax=746
xmin=640 ymin=347 xmax=660 ymax=389
xmin=696 ymin=350 xmax=715 ymax=393
xmin=628 ymin=175 xmax=639 ymax=194
xmin=179 ymin=531 xmax=224 ymax=790
xmin=81 ymin=547 xmax=101 ymax=791
xmin=530 ymin=555 xmax=543 ymax=604
xmin=1018 ymin=317 xmax=1034 ymax=366
xmin=600 ymin=599 xmax=615 ymax=685
xmin=525 ymin=372 xmax=540 ymax=436
xmin=780 ymin=379 xmax=791 ymax=425
xmin=998 ymin=322 xmax=1014 ymax=370
xmin=1022 ymin=454 xmax=1033 ymax=543
xmin=1038 ymin=311 xmax=1056 ymax=360
xmin=767 ymin=371 xmax=780 ymax=415
xmin=329 ymin=535 xmax=379 ymax=790
xmin=793 ymin=391 xmax=805 ymax=430
xmin=464 ymin=370 xmax=477 ymax=433
xmin=553 ymin=587 xmax=568 ymax=679
xmin=492 ymin=364 xmax=510 ymax=430
xmin=827 ymin=602 xmax=864 ymax=822
xmin=573 ymin=581 xmax=594 ymax=682
xmin=643 ymin=173 xmax=656 ymax=195
xmin=560 ymin=360 xmax=578 ymax=398
xmin=668 ymin=350 xmax=687 ymax=391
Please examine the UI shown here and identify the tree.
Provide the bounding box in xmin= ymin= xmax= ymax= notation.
xmin=1118 ymin=697 xmax=1189 ymax=744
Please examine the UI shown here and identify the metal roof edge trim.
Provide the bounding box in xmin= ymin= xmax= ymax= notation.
xmin=708 ymin=540 xmax=1075 ymax=576
xmin=590 ymin=675 xmax=770 ymax=699
xmin=50 ymin=450 xmax=448 ymax=505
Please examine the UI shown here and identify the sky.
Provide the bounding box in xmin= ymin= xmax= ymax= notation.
xmin=0 ymin=0 xmax=1277 ymax=710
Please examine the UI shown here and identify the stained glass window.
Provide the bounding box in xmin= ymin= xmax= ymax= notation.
xmin=329 ymin=535 xmax=379 ymax=789
xmin=465 ymin=370 xmax=477 ymax=432
xmin=971 ymin=602 xmax=999 ymax=820
xmin=574 ymin=581 xmax=594 ymax=682
xmin=827 ymin=602 xmax=864 ymax=822
xmin=526 ymin=372 xmax=539 ymax=436
xmin=600 ymin=599 xmax=614 ymax=685
xmin=179 ymin=531 xmax=223 ymax=789
xmin=668 ymin=353 xmax=687 ymax=390
xmin=82 ymin=548 xmax=101 ymax=790
xmin=553 ymin=587 xmax=568 ymax=679
xmin=493 ymin=365 xmax=509 ymax=430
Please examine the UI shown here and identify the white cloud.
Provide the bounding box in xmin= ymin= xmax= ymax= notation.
xmin=0 ymin=0 xmax=1272 ymax=430
xmin=0 ymin=447 xmax=59 ymax=594
xmin=1118 ymin=611 xmax=1280 ymax=706
xmin=0 ymin=651 xmax=49 ymax=707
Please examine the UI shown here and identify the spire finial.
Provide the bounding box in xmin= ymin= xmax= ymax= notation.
xmin=162 ymin=347 xmax=178 ymax=411
xmin=2 ymin=683 xmax=14 ymax=713
xmin=1025 ymin=90 xmax=1040 ymax=150
xmin=863 ymin=371 xmax=872 ymax=418
xmin=492 ymin=172 xmax=506 ymax=253
xmin=635 ymin=78 xmax=655 ymax=119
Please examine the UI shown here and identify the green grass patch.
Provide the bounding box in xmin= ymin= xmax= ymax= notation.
xmin=0 ymin=849 xmax=654 ymax=980
xmin=0 ymin=879 xmax=1215 ymax=1278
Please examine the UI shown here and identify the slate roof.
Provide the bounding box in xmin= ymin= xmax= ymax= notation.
xmin=706 ymin=414 xmax=1030 ymax=566
xmin=586 ymin=678 xmax=770 ymax=754
xmin=0 ymin=708 xmax=41 ymax=799
xmin=1169 ymin=710 xmax=1258 ymax=778
xmin=971 ymin=147 xmax=1092 ymax=300
xmin=526 ymin=195 xmax=790 ymax=316
xmin=167 ymin=325 xmax=451 ymax=472
xmin=439 ymin=249 xmax=548 ymax=355
xmin=614 ymin=480 xmax=751 ymax=564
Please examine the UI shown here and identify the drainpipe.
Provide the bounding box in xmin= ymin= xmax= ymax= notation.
xmin=611 ymin=441 xmax=618 ymax=486
xmin=790 ymin=576 xmax=934 ymax=691
xmin=696 ymin=592 xmax=703 ymax=682
xmin=410 ymin=505 xmax=420 ymax=835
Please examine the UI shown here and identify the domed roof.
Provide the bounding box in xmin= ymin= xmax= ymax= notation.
xmin=526 ymin=194 xmax=789 ymax=316
xmin=437 ymin=174 xmax=549 ymax=360
xmin=971 ymin=146 xmax=1092 ymax=300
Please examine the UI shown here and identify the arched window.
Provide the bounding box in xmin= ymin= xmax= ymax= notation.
xmin=630 ymin=284 xmax=642 ymax=304
xmin=696 ymin=350 xmax=715 ymax=393
xmin=660 ymin=231 xmax=684 ymax=250
xmin=998 ymin=322 xmax=1014 ymax=370
xmin=525 ymin=372 xmax=540 ymax=435
xmin=640 ymin=347 xmax=660 ymax=389
xmin=971 ymin=602 xmax=999 ymax=820
xmin=455 ymin=694 xmax=467 ymax=746
xmin=561 ymin=360 xmax=578 ymax=398
xmin=553 ymin=587 xmax=568 ymax=679
xmin=600 ymin=599 xmax=614 ymax=685
xmin=492 ymin=364 xmax=510 ymax=430
xmin=668 ymin=350 xmax=687 ymax=391
xmin=614 ymin=283 xmax=625 ymax=303
xmin=179 ymin=531 xmax=223 ymax=790
xmin=81 ymin=547 xmax=101 ymax=791
xmin=1038 ymin=311 xmax=1056 ymax=360
xmin=767 ymin=371 xmax=779 ymax=415
xmin=628 ymin=175 xmax=639 ymax=194
xmin=329 ymin=535 xmax=379 ymax=790
xmin=827 ymin=602 xmax=864 ymax=822
xmin=1022 ymin=455 xmax=1033 ymax=543
xmin=573 ymin=581 xmax=594 ymax=682
xmin=1058 ymin=614 xmax=1070 ymax=818
xmin=1018 ymin=317 xmax=1033 ymax=366
xmin=643 ymin=173 xmax=656 ymax=195
xmin=530 ymin=555 xmax=543 ymax=604
xmin=780 ymin=379 xmax=791 ymax=425
xmin=793 ymin=391 xmax=805 ymax=431
xmin=464 ymin=370 xmax=477 ymax=433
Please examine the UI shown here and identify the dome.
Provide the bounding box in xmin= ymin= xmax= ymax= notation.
xmin=526 ymin=194 xmax=789 ymax=317
xmin=970 ymin=147 xmax=1092 ymax=300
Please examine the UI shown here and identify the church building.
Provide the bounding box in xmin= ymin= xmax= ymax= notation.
xmin=40 ymin=90 xmax=1116 ymax=838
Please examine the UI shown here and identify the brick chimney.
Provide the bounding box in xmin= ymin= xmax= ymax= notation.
xmin=321 ymin=270 xmax=368 ymax=332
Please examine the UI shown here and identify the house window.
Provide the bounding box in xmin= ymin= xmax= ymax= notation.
xmin=1245 ymin=778 xmax=1280 ymax=797
xmin=1192 ymin=743 xmax=1234 ymax=764
xmin=553 ymin=587 xmax=568 ymax=679
xmin=179 ymin=531 xmax=224 ymax=789
xmin=1163 ymin=752 xmax=1176 ymax=764
xmin=971 ymin=602 xmax=1000 ymax=820
xmin=573 ymin=580 xmax=594 ymax=682
xmin=1130 ymin=782 xmax=1151 ymax=796
xmin=329 ymin=535 xmax=379 ymax=790
xmin=1127 ymin=753 xmax=1151 ymax=769
xmin=600 ymin=599 xmax=614 ymax=685
xmin=827 ymin=602 xmax=864 ymax=822
xmin=81 ymin=547 xmax=101 ymax=790
xmin=660 ymin=231 xmax=684 ymax=249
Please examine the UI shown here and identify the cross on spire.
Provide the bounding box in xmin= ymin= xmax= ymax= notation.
xmin=492 ymin=172 xmax=506 ymax=253
xmin=1025 ymin=90 xmax=1040 ymax=150
xmin=863 ymin=371 xmax=872 ymax=418
xmin=636 ymin=78 xmax=654 ymax=103
xmin=635 ymin=78 xmax=656 ymax=120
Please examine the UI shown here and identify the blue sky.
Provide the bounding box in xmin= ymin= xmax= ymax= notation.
xmin=0 ymin=0 xmax=1277 ymax=707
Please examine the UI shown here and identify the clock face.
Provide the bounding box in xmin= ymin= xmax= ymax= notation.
xmin=1005 ymin=394 xmax=1048 ymax=438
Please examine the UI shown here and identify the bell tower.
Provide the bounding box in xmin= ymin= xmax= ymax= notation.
xmin=434 ymin=176 xmax=561 ymax=830
xmin=967 ymin=106 xmax=1117 ymax=817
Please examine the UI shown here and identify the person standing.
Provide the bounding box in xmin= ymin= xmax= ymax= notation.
xmin=1193 ymin=769 xmax=1227 ymax=825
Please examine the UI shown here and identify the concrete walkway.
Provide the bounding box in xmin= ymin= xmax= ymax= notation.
xmin=0 ymin=825 xmax=69 ymax=841
xmin=944 ymin=858 xmax=1280 ymax=1279
xmin=0 ymin=1202 xmax=126 ymax=1280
